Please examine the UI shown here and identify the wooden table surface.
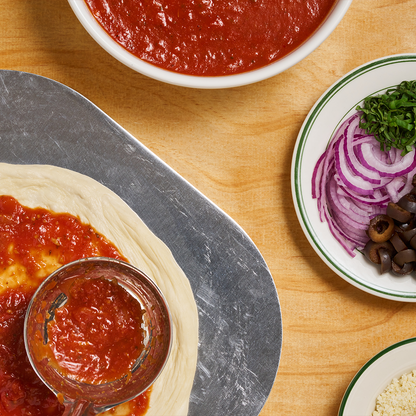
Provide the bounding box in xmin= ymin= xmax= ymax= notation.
xmin=2 ymin=0 xmax=416 ymax=415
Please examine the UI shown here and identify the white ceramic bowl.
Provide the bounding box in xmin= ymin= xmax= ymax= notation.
xmin=291 ymin=54 xmax=416 ymax=301
xmin=67 ymin=0 xmax=352 ymax=89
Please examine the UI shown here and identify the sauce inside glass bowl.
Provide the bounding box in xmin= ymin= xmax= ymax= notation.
xmin=42 ymin=275 xmax=145 ymax=385
xmin=84 ymin=0 xmax=337 ymax=76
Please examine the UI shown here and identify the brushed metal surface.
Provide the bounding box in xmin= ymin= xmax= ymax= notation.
xmin=0 ymin=70 xmax=282 ymax=416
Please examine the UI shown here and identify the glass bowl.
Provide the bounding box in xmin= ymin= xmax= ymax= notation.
xmin=24 ymin=257 xmax=172 ymax=415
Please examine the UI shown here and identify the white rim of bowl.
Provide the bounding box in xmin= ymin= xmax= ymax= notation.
xmin=67 ymin=0 xmax=352 ymax=89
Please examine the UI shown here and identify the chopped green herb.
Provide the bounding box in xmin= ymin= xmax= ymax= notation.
xmin=356 ymin=80 xmax=416 ymax=155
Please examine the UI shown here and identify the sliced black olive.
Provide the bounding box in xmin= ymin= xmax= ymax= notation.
xmin=398 ymin=193 xmax=416 ymax=213
xmin=393 ymin=249 xmax=416 ymax=266
xmin=379 ymin=248 xmax=392 ymax=274
xmin=400 ymin=227 xmax=416 ymax=244
xmin=366 ymin=215 xmax=395 ymax=243
xmin=409 ymin=187 xmax=416 ymax=195
xmin=410 ymin=234 xmax=416 ymax=250
xmin=390 ymin=233 xmax=408 ymax=252
xmin=395 ymin=217 xmax=416 ymax=232
xmin=392 ymin=261 xmax=414 ymax=275
xmin=363 ymin=240 xmax=395 ymax=264
xmin=386 ymin=202 xmax=413 ymax=223
xmin=412 ymin=174 xmax=416 ymax=188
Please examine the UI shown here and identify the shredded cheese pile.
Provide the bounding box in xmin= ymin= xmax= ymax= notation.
xmin=373 ymin=370 xmax=416 ymax=416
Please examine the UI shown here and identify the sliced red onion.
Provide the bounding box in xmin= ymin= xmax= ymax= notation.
xmin=328 ymin=178 xmax=375 ymax=225
xmin=356 ymin=141 xmax=416 ymax=177
xmin=323 ymin=207 xmax=357 ymax=257
xmin=344 ymin=114 xmax=383 ymax=184
xmin=312 ymin=151 xmax=325 ymax=199
xmin=335 ymin=138 xmax=376 ymax=195
xmin=397 ymin=165 xmax=416 ymax=200
xmin=311 ymin=112 xmax=416 ymax=257
xmin=385 ymin=176 xmax=406 ymax=202
xmin=339 ymin=186 xmax=390 ymax=206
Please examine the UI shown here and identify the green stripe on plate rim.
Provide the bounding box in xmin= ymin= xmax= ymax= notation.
xmin=294 ymin=54 xmax=416 ymax=299
xmin=337 ymin=337 xmax=416 ymax=415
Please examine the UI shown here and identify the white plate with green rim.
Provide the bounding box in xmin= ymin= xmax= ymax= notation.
xmin=291 ymin=54 xmax=416 ymax=301
xmin=338 ymin=337 xmax=416 ymax=415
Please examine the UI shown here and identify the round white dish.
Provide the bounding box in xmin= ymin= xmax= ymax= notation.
xmin=338 ymin=337 xmax=416 ymax=416
xmin=67 ymin=0 xmax=352 ymax=89
xmin=291 ymin=54 xmax=416 ymax=301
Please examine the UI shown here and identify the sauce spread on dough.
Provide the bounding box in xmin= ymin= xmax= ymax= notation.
xmin=45 ymin=275 xmax=145 ymax=384
xmin=0 ymin=195 xmax=150 ymax=416
xmin=84 ymin=0 xmax=336 ymax=75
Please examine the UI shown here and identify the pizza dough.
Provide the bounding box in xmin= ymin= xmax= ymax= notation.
xmin=0 ymin=162 xmax=198 ymax=416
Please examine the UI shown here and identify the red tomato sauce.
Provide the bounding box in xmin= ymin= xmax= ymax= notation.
xmin=0 ymin=195 xmax=150 ymax=416
xmin=46 ymin=276 xmax=145 ymax=384
xmin=0 ymin=288 xmax=63 ymax=416
xmin=84 ymin=0 xmax=337 ymax=76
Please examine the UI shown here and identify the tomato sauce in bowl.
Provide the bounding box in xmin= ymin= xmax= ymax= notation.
xmin=84 ymin=0 xmax=337 ymax=76
xmin=44 ymin=275 xmax=146 ymax=385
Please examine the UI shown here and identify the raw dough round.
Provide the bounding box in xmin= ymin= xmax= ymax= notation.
xmin=0 ymin=163 xmax=198 ymax=416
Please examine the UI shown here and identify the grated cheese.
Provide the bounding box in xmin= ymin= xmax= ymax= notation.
xmin=373 ymin=370 xmax=416 ymax=416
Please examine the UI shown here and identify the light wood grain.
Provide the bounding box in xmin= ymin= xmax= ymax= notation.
xmin=2 ymin=0 xmax=416 ymax=415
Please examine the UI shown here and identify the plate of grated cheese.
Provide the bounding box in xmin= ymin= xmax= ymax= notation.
xmin=339 ymin=337 xmax=416 ymax=416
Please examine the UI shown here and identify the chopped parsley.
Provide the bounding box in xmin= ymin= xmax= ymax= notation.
xmin=356 ymin=80 xmax=416 ymax=155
